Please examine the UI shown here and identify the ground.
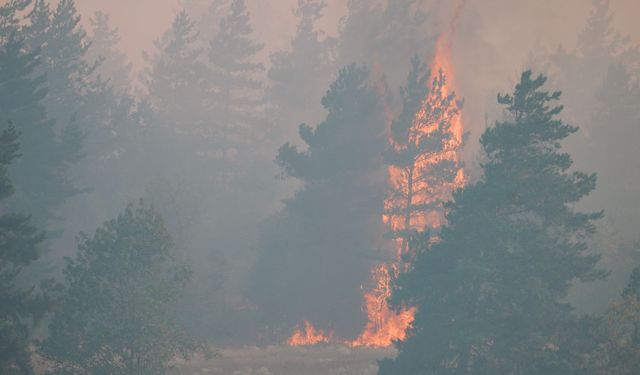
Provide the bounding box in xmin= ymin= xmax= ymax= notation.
xmin=169 ymin=345 xmax=395 ymax=375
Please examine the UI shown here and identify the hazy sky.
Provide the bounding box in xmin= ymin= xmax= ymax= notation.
xmin=68 ymin=0 xmax=640 ymax=70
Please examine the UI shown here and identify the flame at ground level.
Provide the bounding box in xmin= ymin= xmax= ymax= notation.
xmin=287 ymin=320 xmax=333 ymax=346
xmin=286 ymin=264 xmax=415 ymax=347
xmin=287 ymin=1 xmax=467 ymax=349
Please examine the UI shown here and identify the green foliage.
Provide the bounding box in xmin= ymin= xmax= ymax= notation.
xmin=208 ymin=0 xmax=265 ymax=156
xmin=40 ymin=202 xmax=202 ymax=375
xmin=86 ymin=11 xmax=132 ymax=95
xmin=251 ymin=64 xmax=387 ymax=338
xmin=268 ymin=0 xmax=335 ymax=132
xmin=588 ymin=267 xmax=640 ymax=375
xmin=0 ymin=29 xmax=81 ymax=229
xmin=380 ymin=71 xmax=604 ymax=375
xmin=0 ymin=124 xmax=47 ymax=375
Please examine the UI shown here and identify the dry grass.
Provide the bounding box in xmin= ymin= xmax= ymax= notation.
xmin=169 ymin=345 xmax=395 ymax=375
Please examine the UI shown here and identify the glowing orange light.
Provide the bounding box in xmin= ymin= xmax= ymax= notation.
xmin=287 ymin=320 xmax=333 ymax=346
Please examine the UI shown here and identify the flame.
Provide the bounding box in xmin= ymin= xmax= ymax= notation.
xmin=348 ymin=265 xmax=416 ymax=347
xmin=349 ymin=1 xmax=467 ymax=348
xmin=286 ymin=0 xmax=467 ymax=349
xmin=287 ymin=320 xmax=333 ymax=346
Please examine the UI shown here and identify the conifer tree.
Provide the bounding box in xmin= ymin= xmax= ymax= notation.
xmin=209 ymin=0 xmax=265 ymax=158
xmin=143 ymin=10 xmax=211 ymax=136
xmin=384 ymin=56 xmax=462 ymax=256
xmin=0 ymin=124 xmax=47 ymax=375
xmin=0 ymin=33 xmax=81 ymax=228
xmin=338 ymin=0 xmax=431 ymax=86
xmin=268 ymin=0 xmax=335 ymax=135
xmin=251 ymin=65 xmax=387 ymax=338
xmin=590 ymin=267 xmax=640 ymax=374
xmin=379 ymin=71 xmax=605 ymax=375
xmin=86 ymin=11 xmax=132 ymax=95
xmin=24 ymin=0 xmax=95 ymax=129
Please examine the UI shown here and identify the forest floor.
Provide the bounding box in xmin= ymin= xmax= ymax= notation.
xmin=169 ymin=345 xmax=395 ymax=375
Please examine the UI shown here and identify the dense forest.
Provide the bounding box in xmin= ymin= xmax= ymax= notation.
xmin=0 ymin=0 xmax=639 ymax=374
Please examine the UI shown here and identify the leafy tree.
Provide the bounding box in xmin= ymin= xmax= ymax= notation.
xmin=379 ymin=71 xmax=605 ymax=375
xmin=0 ymin=124 xmax=47 ymax=375
xmin=384 ymin=56 xmax=462 ymax=256
xmin=40 ymin=202 xmax=202 ymax=375
xmin=268 ymin=0 xmax=336 ymax=136
xmin=250 ymin=65 xmax=388 ymax=338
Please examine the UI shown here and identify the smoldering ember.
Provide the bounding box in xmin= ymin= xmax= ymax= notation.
xmin=1 ymin=0 xmax=639 ymax=374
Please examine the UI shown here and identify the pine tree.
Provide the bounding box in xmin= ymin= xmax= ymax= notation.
xmin=384 ymin=56 xmax=462 ymax=257
xmin=0 ymin=0 xmax=30 ymax=39
xmin=0 ymin=124 xmax=47 ymax=375
xmin=179 ymin=0 xmax=226 ymax=46
xmin=86 ymin=11 xmax=132 ymax=95
xmin=379 ymin=71 xmax=605 ymax=375
xmin=546 ymin=0 xmax=640 ymax=239
xmin=142 ymin=10 xmax=212 ymax=137
xmin=0 ymin=33 xmax=81 ymax=228
xmin=590 ymin=267 xmax=640 ymax=374
xmin=268 ymin=0 xmax=336 ymax=136
xmin=338 ymin=0 xmax=431 ymax=86
xmin=250 ymin=65 xmax=388 ymax=338
xmin=209 ymin=0 xmax=265 ymax=158
xmin=40 ymin=202 xmax=203 ymax=375
xmin=24 ymin=0 xmax=94 ymax=129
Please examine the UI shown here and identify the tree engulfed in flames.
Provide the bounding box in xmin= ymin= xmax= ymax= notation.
xmin=287 ymin=2 xmax=466 ymax=347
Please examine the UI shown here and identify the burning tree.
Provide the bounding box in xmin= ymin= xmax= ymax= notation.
xmin=379 ymin=71 xmax=606 ymax=375
xmin=384 ymin=56 xmax=463 ymax=257
xmin=249 ymin=64 xmax=387 ymax=341
xmin=348 ymin=58 xmax=464 ymax=348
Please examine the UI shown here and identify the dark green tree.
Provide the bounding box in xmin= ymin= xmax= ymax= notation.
xmin=0 ymin=33 xmax=81 ymax=229
xmin=0 ymin=0 xmax=30 ymax=39
xmin=24 ymin=0 xmax=95 ymax=129
xmin=379 ymin=71 xmax=605 ymax=375
xmin=250 ymin=64 xmax=388 ymax=338
xmin=0 ymin=124 xmax=47 ymax=375
xmin=40 ymin=202 xmax=202 ymax=375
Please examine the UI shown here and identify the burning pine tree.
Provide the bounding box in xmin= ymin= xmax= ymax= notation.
xmin=349 ymin=57 xmax=465 ymax=348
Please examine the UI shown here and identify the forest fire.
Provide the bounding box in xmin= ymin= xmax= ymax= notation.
xmin=349 ymin=2 xmax=467 ymax=348
xmin=287 ymin=320 xmax=333 ymax=346
xmin=287 ymin=2 xmax=467 ymax=349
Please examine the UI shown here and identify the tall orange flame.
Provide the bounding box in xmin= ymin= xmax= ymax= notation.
xmin=348 ymin=0 xmax=467 ymax=348
xmin=287 ymin=0 xmax=467 ymax=348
